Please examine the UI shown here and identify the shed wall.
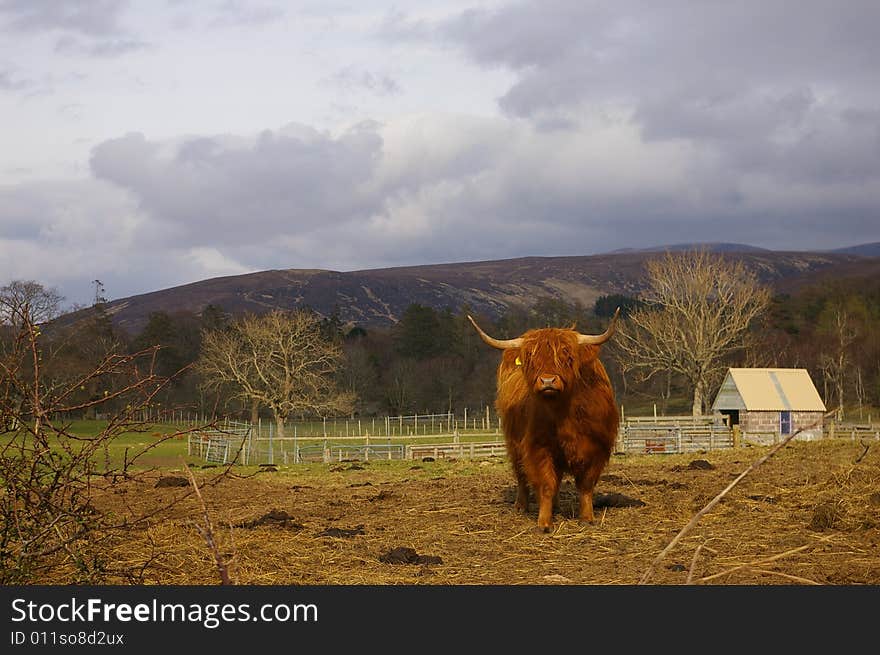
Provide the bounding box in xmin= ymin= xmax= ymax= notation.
xmin=741 ymin=410 xmax=824 ymax=442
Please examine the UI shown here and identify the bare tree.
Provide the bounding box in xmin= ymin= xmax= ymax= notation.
xmin=616 ymin=251 xmax=771 ymax=415
xmin=0 ymin=280 xmax=64 ymax=327
xmin=817 ymin=298 xmax=864 ymax=420
xmin=197 ymin=310 xmax=355 ymax=437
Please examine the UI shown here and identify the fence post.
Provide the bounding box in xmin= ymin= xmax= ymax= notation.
xmin=268 ymin=421 xmax=274 ymax=465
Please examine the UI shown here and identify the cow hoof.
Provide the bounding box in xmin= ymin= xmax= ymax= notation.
xmin=514 ymin=501 xmax=528 ymax=514
xmin=578 ymin=518 xmax=595 ymax=525
xmin=534 ymin=524 xmax=552 ymax=534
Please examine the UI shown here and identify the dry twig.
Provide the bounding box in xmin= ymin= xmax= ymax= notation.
xmin=685 ymin=541 xmax=708 ymax=585
xmin=697 ymin=543 xmax=813 ymax=582
xmin=639 ymin=410 xmax=836 ymax=584
xmin=183 ymin=462 xmax=233 ymax=585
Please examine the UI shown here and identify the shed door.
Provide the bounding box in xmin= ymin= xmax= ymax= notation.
xmin=780 ymin=411 xmax=792 ymax=435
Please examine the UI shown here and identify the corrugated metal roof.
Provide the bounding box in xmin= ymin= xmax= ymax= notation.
xmin=711 ymin=368 xmax=826 ymax=412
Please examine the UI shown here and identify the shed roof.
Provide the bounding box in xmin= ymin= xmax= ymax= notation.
xmin=711 ymin=368 xmax=826 ymax=412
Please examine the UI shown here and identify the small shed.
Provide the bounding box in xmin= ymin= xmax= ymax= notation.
xmin=711 ymin=368 xmax=826 ymax=442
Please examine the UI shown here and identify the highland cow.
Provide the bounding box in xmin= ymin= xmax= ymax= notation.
xmin=468 ymin=309 xmax=620 ymax=532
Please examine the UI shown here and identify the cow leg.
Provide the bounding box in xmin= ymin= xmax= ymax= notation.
xmin=574 ymin=461 xmax=604 ymax=524
xmin=531 ymin=456 xmax=561 ymax=533
xmin=507 ymin=447 xmax=530 ymax=512
xmin=514 ymin=470 xmax=530 ymax=513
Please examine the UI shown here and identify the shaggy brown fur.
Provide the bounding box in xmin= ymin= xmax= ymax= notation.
xmin=492 ymin=328 xmax=619 ymax=532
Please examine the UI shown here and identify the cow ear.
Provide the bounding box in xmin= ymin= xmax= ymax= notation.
xmin=577 ymin=343 xmax=599 ymax=361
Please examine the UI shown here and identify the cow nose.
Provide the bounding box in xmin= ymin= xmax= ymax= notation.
xmin=540 ymin=376 xmax=557 ymax=387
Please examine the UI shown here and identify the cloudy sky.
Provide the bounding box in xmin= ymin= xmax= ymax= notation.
xmin=1 ymin=1 xmax=879 ymax=307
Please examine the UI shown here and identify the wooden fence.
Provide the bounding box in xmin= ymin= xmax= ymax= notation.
xmin=187 ymin=425 xmax=251 ymax=464
xmin=406 ymin=442 xmax=508 ymax=460
xmin=186 ymin=415 xmax=741 ymax=465
xmin=616 ymin=416 xmax=734 ymax=454
xmin=826 ymin=422 xmax=880 ymax=441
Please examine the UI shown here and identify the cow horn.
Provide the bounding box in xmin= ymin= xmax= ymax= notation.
xmin=467 ymin=315 xmax=523 ymax=350
xmin=577 ymin=307 xmax=620 ymax=345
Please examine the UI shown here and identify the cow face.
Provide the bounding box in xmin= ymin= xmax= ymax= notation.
xmin=517 ymin=330 xmax=580 ymax=398
xmin=466 ymin=308 xmax=619 ymax=399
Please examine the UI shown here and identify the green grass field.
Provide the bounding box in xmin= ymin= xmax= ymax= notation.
xmin=2 ymin=419 xmax=505 ymax=471
xmin=2 ymin=420 xmax=202 ymax=470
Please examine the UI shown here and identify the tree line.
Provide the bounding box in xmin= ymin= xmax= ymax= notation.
xmin=3 ymin=251 xmax=879 ymax=426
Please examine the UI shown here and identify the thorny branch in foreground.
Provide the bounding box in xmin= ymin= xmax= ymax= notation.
xmin=638 ymin=409 xmax=837 ymax=585
xmin=0 ymin=298 xmax=236 ymax=583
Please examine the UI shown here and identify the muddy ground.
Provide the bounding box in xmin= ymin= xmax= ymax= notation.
xmin=62 ymin=439 xmax=880 ymax=585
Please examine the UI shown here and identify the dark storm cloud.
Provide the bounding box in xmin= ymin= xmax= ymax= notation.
xmin=0 ymin=0 xmax=129 ymax=36
xmin=418 ymin=1 xmax=880 ymax=118
xmin=376 ymin=1 xmax=880 ymax=249
xmin=1 ymin=0 xmax=149 ymax=65
xmin=89 ymin=123 xmax=385 ymax=244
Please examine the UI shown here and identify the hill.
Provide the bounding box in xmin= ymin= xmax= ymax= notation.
xmin=825 ymin=242 xmax=880 ymax=257
xmin=607 ymin=242 xmax=772 ymax=254
xmin=61 ymin=247 xmax=879 ymax=335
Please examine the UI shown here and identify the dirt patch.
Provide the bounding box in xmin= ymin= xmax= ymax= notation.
xmin=593 ymin=492 xmax=645 ymax=508
xmin=47 ymin=440 xmax=880 ymax=585
xmin=809 ymin=502 xmax=843 ymax=531
xmin=379 ymin=547 xmax=443 ymax=565
xmin=330 ymin=463 xmax=364 ymax=472
xmin=318 ymin=525 xmax=365 ymax=538
xmin=234 ymin=510 xmax=304 ymax=530
xmin=154 ymin=476 xmax=189 ymax=488
xmin=672 ymin=459 xmax=716 ymax=471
